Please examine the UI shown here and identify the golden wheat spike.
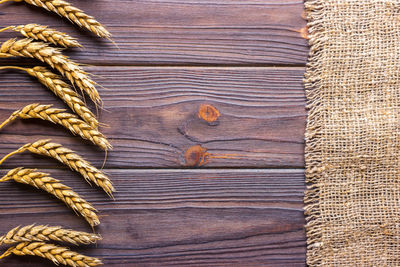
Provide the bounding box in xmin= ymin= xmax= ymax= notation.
xmin=0 ymin=66 xmax=99 ymax=128
xmin=3 ymin=24 xmax=82 ymax=47
xmin=0 ymin=242 xmax=103 ymax=266
xmin=0 ymin=224 xmax=101 ymax=245
xmin=0 ymin=0 xmax=111 ymax=38
xmin=0 ymin=103 xmax=111 ymax=150
xmin=1 ymin=168 xmax=101 ymax=226
xmin=0 ymin=38 xmax=101 ymax=105
xmin=0 ymin=140 xmax=115 ymax=197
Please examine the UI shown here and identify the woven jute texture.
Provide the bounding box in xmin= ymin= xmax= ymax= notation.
xmin=304 ymin=0 xmax=400 ymax=265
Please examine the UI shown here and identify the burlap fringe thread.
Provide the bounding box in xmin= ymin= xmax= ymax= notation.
xmin=304 ymin=0 xmax=325 ymax=265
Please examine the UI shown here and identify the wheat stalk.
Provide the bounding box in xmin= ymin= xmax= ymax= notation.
xmin=1 ymin=168 xmax=100 ymax=226
xmin=0 ymin=0 xmax=111 ymax=39
xmin=0 ymin=38 xmax=101 ymax=105
xmin=0 ymin=103 xmax=111 ymax=150
xmin=0 ymin=224 xmax=101 ymax=245
xmin=0 ymin=242 xmax=103 ymax=266
xmin=0 ymin=24 xmax=81 ymax=48
xmin=0 ymin=66 xmax=99 ymax=128
xmin=0 ymin=140 xmax=115 ymax=197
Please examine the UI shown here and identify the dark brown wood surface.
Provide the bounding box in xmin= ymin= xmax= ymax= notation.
xmin=0 ymin=0 xmax=308 ymax=65
xmin=0 ymin=66 xmax=306 ymax=168
xmin=0 ymin=0 xmax=308 ymax=266
xmin=0 ymin=169 xmax=306 ymax=266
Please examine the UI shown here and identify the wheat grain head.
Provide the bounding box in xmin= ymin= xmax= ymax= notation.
xmin=0 ymin=224 xmax=101 ymax=245
xmin=0 ymin=103 xmax=111 ymax=150
xmin=0 ymin=38 xmax=101 ymax=105
xmin=0 ymin=66 xmax=99 ymax=128
xmin=0 ymin=140 xmax=115 ymax=197
xmin=0 ymin=0 xmax=111 ymax=38
xmin=0 ymin=242 xmax=103 ymax=266
xmin=11 ymin=24 xmax=81 ymax=48
xmin=1 ymin=168 xmax=100 ymax=226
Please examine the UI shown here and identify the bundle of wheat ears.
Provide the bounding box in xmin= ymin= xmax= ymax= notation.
xmin=0 ymin=0 xmax=113 ymax=266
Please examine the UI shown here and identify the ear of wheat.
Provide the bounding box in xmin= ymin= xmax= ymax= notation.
xmin=0 ymin=66 xmax=99 ymax=128
xmin=0 ymin=242 xmax=103 ymax=266
xmin=0 ymin=0 xmax=111 ymax=39
xmin=0 ymin=38 xmax=101 ymax=105
xmin=0 ymin=224 xmax=101 ymax=245
xmin=1 ymin=168 xmax=100 ymax=226
xmin=0 ymin=103 xmax=111 ymax=150
xmin=0 ymin=140 xmax=115 ymax=197
xmin=0 ymin=24 xmax=81 ymax=48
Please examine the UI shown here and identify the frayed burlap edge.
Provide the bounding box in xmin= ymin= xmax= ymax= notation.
xmin=303 ymin=0 xmax=325 ymax=266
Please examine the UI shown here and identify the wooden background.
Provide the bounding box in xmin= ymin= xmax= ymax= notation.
xmin=0 ymin=0 xmax=308 ymax=266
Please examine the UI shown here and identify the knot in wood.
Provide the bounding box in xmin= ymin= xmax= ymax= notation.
xmin=198 ymin=104 xmax=220 ymax=124
xmin=184 ymin=145 xmax=208 ymax=167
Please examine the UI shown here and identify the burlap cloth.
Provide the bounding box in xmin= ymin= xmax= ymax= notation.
xmin=304 ymin=0 xmax=400 ymax=265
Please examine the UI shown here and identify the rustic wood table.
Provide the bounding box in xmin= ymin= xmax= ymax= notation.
xmin=0 ymin=1 xmax=308 ymax=266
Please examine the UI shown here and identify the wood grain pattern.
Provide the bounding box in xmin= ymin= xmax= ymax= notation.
xmin=0 ymin=66 xmax=306 ymax=168
xmin=0 ymin=169 xmax=306 ymax=266
xmin=0 ymin=0 xmax=308 ymax=65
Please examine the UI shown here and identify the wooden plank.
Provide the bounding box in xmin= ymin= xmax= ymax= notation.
xmin=0 ymin=0 xmax=308 ymax=65
xmin=0 ymin=169 xmax=306 ymax=266
xmin=0 ymin=66 xmax=306 ymax=168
